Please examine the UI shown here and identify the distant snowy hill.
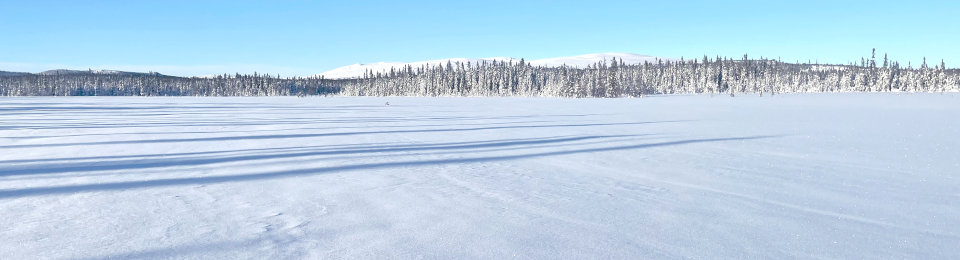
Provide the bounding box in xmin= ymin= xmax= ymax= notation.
xmin=0 ymin=71 xmax=29 ymax=76
xmin=37 ymin=69 xmax=163 ymax=76
xmin=316 ymin=53 xmax=673 ymax=79
xmin=527 ymin=52 xmax=671 ymax=68
xmin=316 ymin=57 xmax=518 ymax=79
xmin=0 ymin=69 xmax=167 ymax=77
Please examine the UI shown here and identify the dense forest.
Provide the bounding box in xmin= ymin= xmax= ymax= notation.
xmin=2 ymin=51 xmax=957 ymax=97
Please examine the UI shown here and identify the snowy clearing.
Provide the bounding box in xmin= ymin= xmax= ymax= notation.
xmin=1 ymin=94 xmax=959 ymax=259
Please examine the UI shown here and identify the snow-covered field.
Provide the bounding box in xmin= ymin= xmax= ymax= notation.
xmin=1 ymin=94 xmax=958 ymax=259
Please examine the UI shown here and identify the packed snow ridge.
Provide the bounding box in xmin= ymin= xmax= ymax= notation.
xmin=317 ymin=53 xmax=674 ymax=79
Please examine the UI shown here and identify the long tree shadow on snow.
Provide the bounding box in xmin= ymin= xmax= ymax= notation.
xmin=0 ymin=121 xmax=676 ymax=149
xmin=2 ymin=119 xmax=564 ymax=141
xmin=0 ymin=136 xmax=778 ymax=199
xmin=1 ymin=135 xmax=642 ymax=177
xmin=0 ymin=104 xmax=390 ymax=112
xmin=2 ymin=114 xmax=602 ymax=139
xmin=0 ymin=113 xmax=601 ymax=131
xmin=11 ymin=137 xmax=642 ymax=182
xmin=70 ymin=237 xmax=264 ymax=260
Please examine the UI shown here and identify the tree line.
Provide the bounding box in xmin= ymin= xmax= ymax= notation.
xmin=0 ymin=72 xmax=340 ymax=96
xmin=1 ymin=51 xmax=957 ymax=97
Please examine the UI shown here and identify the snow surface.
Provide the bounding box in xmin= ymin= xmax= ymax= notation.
xmin=1 ymin=94 xmax=959 ymax=259
xmin=316 ymin=53 xmax=672 ymax=79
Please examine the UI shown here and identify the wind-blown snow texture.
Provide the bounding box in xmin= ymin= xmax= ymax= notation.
xmin=1 ymin=94 xmax=958 ymax=259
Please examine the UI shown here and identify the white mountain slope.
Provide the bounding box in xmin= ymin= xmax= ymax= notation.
xmin=317 ymin=53 xmax=673 ymax=79
xmin=316 ymin=57 xmax=518 ymax=79
xmin=527 ymin=52 xmax=670 ymax=68
xmin=36 ymin=69 xmax=163 ymax=76
xmin=38 ymin=69 xmax=125 ymax=75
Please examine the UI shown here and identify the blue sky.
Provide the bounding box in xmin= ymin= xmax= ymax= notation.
xmin=1 ymin=0 xmax=957 ymax=76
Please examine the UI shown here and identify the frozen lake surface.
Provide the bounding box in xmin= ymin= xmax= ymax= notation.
xmin=1 ymin=94 xmax=959 ymax=259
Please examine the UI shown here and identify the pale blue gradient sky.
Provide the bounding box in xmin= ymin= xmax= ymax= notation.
xmin=1 ymin=0 xmax=956 ymax=76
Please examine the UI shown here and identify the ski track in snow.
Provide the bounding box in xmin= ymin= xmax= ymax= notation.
xmin=1 ymin=94 xmax=959 ymax=259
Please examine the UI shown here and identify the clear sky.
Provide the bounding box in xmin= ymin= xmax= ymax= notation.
xmin=1 ymin=0 xmax=957 ymax=76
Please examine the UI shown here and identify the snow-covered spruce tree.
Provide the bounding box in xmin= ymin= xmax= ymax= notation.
xmin=2 ymin=52 xmax=959 ymax=96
